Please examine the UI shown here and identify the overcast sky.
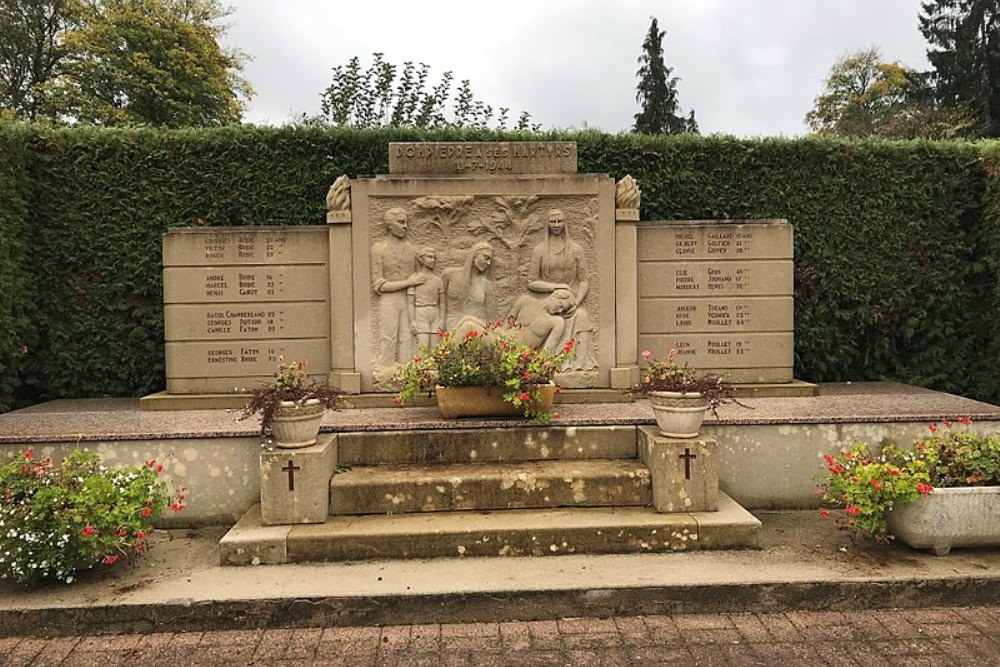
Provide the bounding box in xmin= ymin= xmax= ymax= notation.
xmin=222 ymin=0 xmax=932 ymax=137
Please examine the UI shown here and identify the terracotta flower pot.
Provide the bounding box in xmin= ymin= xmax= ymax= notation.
xmin=435 ymin=384 xmax=556 ymax=419
xmin=271 ymin=398 xmax=326 ymax=448
xmin=648 ymin=391 xmax=710 ymax=438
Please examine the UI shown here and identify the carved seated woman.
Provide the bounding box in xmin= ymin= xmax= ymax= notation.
xmin=526 ymin=209 xmax=596 ymax=370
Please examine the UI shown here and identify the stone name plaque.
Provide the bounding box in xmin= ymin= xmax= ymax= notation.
xmin=164 ymin=302 xmax=328 ymax=341
xmin=163 ymin=228 xmax=327 ymax=266
xmin=162 ymin=227 xmax=330 ymax=393
xmin=162 ymin=266 xmax=328 ymax=303
xmin=388 ymin=142 xmax=577 ymax=175
xmin=636 ymin=220 xmax=794 ymax=383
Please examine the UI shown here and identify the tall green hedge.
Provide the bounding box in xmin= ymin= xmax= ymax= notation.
xmin=1 ymin=124 xmax=998 ymax=409
xmin=0 ymin=126 xmax=36 ymax=409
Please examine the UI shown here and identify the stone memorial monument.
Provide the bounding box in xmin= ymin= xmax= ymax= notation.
xmin=156 ymin=141 xmax=796 ymax=404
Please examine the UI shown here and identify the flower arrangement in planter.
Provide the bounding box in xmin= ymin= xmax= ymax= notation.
xmin=238 ymin=358 xmax=341 ymax=448
xmin=396 ymin=319 xmax=575 ymax=423
xmin=0 ymin=449 xmax=186 ymax=586
xmin=628 ymin=348 xmax=740 ymax=438
xmin=817 ymin=419 xmax=1000 ymax=553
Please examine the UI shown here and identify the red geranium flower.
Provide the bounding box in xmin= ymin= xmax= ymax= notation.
xmin=81 ymin=526 xmax=96 ymax=537
xmin=845 ymin=505 xmax=861 ymax=516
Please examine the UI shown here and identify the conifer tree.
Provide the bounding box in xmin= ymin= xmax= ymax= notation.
xmin=633 ymin=16 xmax=696 ymax=134
xmin=919 ymin=0 xmax=1000 ymax=136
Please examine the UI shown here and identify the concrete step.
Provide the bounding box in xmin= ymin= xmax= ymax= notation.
xmin=336 ymin=425 xmax=637 ymax=466
xmin=330 ymin=459 xmax=651 ymax=515
xmin=219 ymin=493 xmax=760 ymax=564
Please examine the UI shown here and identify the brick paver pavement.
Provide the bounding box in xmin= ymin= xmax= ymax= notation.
xmin=2 ymin=605 xmax=999 ymax=666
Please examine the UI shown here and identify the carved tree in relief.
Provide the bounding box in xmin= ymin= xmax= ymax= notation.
xmin=412 ymin=196 xmax=474 ymax=234
xmin=467 ymin=196 xmax=544 ymax=250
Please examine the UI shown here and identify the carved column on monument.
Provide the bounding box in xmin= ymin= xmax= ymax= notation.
xmin=612 ymin=175 xmax=641 ymax=389
xmin=326 ymin=175 xmax=360 ymax=393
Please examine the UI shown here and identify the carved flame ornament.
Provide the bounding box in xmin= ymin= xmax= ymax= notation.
xmin=326 ymin=175 xmax=351 ymax=212
xmin=615 ymin=175 xmax=640 ymax=211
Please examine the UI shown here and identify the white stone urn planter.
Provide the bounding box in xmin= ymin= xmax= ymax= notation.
xmin=271 ymin=399 xmax=326 ymax=449
xmin=647 ymin=391 xmax=710 ymax=438
xmin=886 ymin=486 xmax=1000 ymax=556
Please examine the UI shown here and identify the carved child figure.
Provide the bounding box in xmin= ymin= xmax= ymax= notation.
xmin=408 ymin=247 xmax=445 ymax=350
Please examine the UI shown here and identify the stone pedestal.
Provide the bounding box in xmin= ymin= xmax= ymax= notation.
xmin=638 ymin=426 xmax=718 ymax=512
xmin=260 ymin=434 xmax=337 ymax=525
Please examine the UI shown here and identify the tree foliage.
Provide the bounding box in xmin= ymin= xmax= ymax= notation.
xmin=804 ymin=47 xmax=976 ymax=138
xmin=0 ymin=0 xmax=251 ymax=127
xmin=0 ymin=0 xmax=69 ymax=120
xmin=633 ymin=16 xmax=698 ymax=135
xmin=920 ymin=0 xmax=1000 ymax=137
xmin=317 ymin=53 xmax=538 ymax=130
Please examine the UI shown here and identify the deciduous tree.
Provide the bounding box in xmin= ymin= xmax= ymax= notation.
xmin=40 ymin=0 xmax=251 ymax=126
xmin=317 ymin=53 xmax=537 ymax=130
xmin=0 ymin=0 xmax=70 ymax=120
xmin=805 ymin=47 xmax=975 ymax=138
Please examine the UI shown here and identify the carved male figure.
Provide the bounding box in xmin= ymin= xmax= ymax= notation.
xmin=371 ymin=207 xmax=424 ymax=364
xmin=527 ymin=208 xmax=596 ymax=370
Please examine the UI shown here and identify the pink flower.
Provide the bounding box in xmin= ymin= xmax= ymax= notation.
xmin=563 ymin=339 xmax=575 ymax=354
xmin=23 ymin=449 xmax=33 ymax=460
xmin=822 ymin=454 xmax=835 ymax=465
xmin=102 ymin=555 xmax=118 ymax=565
xmin=641 ymin=349 xmax=652 ymax=360
xmin=928 ymin=423 xmax=937 ymax=433
xmin=668 ymin=348 xmax=678 ymax=360
xmin=845 ymin=506 xmax=861 ymax=517
xmin=519 ymin=392 xmax=530 ymax=401
xmin=819 ymin=509 xmax=831 ymax=519
xmin=958 ymin=417 xmax=972 ymax=426
xmin=942 ymin=418 xmax=952 ymax=429
xmin=916 ymin=483 xmax=934 ymax=495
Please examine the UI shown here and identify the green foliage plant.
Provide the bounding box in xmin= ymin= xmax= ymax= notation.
xmin=0 ymin=448 xmax=186 ymax=585
xmin=628 ymin=348 xmax=739 ymax=416
xmin=237 ymin=357 xmax=341 ymax=435
xmin=395 ymin=319 xmax=575 ymax=423
xmin=817 ymin=419 xmax=998 ymax=542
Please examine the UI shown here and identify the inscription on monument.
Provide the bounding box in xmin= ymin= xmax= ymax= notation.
xmin=389 ymin=142 xmax=578 ymax=175
xmin=636 ymin=221 xmax=794 ymax=383
xmin=163 ymin=227 xmax=330 ymax=393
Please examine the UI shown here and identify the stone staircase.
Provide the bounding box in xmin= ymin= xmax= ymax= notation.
xmin=220 ymin=425 xmax=761 ymax=565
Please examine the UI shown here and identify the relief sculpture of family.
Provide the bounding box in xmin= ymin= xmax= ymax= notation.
xmin=370 ymin=206 xmax=597 ymax=375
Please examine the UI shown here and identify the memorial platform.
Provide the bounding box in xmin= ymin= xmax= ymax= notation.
xmin=2 ymin=382 xmax=999 ymax=524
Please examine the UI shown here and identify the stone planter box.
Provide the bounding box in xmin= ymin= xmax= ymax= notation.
xmin=887 ymin=486 xmax=1000 ymax=556
xmin=435 ymin=384 xmax=556 ymax=419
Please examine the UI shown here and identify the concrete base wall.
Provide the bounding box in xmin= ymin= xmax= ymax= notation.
xmin=1 ymin=438 xmax=260 ymax=527
xmin=5 ymin=419 xmax=999 ymax=524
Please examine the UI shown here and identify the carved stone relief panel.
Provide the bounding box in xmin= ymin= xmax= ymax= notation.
xmin=351 ymin=176 xmax=616 ymax=392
